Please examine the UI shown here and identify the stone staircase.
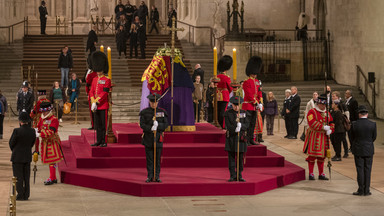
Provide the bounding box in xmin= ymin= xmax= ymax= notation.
xmin=180 ymin=40 xmax=214 ymax=86
xmin=0 ymin=41 xmax=23 ymax=119
xmin=22 ymin=35 xmax=88 ymax=121
xmin=262 ymin=80 xmax=373 ymax=117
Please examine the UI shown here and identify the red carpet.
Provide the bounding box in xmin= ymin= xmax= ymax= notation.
xmin=59 ymin=123 xmax=305 ymax=197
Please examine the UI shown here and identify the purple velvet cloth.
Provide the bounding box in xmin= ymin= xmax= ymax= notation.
xmin=140 ymin=80 xmax=150 ymax=111
xmin=158 ymin=87 xmax=195 ymax=126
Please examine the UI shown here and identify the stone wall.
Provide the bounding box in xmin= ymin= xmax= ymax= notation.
xmin=303 ymin=0 xmax=384 ymax=118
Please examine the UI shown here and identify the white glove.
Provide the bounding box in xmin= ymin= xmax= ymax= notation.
xmin=326 ymin=130 xmax=332 ymax=136
xmin=151 ymin=125 xmax=157 ymax=131
xmin=153 ymin=120 xmax=158 ymax=127
xmin=237 ymin=122 xmax=241 ymax=128
xmin=35 ymin=131 xmax=40 ymax=138
xmin=323 ymin=125 xmax=330 ymax=131
xmin=258 ymin=104 xmax=263 ymax=110
xmin=91 ymin=103 xmax=97 ymax=111
xmin=22 ymin=109 xmax=26 ymax=112
xmin=235 ymin=126 xmax=241 ymax=133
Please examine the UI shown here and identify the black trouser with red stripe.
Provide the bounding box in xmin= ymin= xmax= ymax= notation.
xmin=94 ymin=109 xmax=108 ymax=144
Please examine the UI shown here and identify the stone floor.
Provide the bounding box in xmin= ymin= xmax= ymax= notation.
xmin=1 ymin=117 xmax=384 ymax=216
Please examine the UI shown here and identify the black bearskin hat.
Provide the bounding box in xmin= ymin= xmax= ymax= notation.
xmin=91 ymin=51 xmax=109 ymax=74
xmin=217 ymin=55 xmax=233 ymax=72
xmin=246 ymin=56 xmax=263 ymax=76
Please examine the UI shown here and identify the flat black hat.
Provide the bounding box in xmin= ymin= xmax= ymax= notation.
xmin=357 ymin=105 xmax=368 ymax=113
xmin=39 ymin=101 xmax=53 ymax=112
xmin=217 ymin=55 xmax=233 ymax=72
xmin=91 ymin=51 xmax=109 ymax=74
xmin=147 ymin=93 xmax=161 ymax=102
xmin=316 ymin=94 xmax=327 ymax=104
xmin=19 ymin=111 xmax=31 ymax=123
xmin=229 ymin=96 xmax=243 ymax=105
xmin=246 ymin=56 xmax=263 ymax=76
xmin=37 ymin=90 xmax=47 ymax=96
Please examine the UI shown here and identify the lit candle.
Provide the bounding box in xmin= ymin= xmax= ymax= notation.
xmin=213 ymin=47 xmax=217 ymax=76
xmin=233 ymin=48 xmax=237 ymax=81
xmin=107 ymin=47 xmax=112 ymax=79
xmin=100 ymin=45 xmax=104 ymax=53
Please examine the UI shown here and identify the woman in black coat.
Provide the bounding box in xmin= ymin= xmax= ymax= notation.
xmin=116 ymin=25 xmax=128 ymax=58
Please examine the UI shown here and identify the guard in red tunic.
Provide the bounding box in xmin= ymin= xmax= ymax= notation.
xmin=242 ymin=56 xmax=263 ymax=145
xmin=85 ymin=56 xmax=98 ymax=130
xmin=35 ymin=102 xmax=64 ymax=185
xmin=303 ymin=94 xmax=334 ymax=180
xmin=30 ymin=90 xmax=50 ymax=154
xmin=89 ymin=51 xmax=111 ymax=147
xmin=216 ymin=55 xmax=233 ymax=128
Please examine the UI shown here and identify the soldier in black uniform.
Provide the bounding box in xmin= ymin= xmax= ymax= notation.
xmin=9 ymin=112 xmax=36 ymax=200
xmin=224 ymin=96 xmax=249 ymax=182
xmin=17 ymin=81 xmax=34 ymax=127
xmin=139 ymin=93 xmax=169 ymax=183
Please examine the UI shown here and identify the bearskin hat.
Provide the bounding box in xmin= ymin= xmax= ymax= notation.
xmin=91 ymin=51 xmax=109 ymax=74
xmin=245 ymin=56 xmax=263 ymax=76
xmin=217 ymin=55 xmax=233 ymax=72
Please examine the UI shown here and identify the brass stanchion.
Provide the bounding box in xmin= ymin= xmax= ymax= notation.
xmin=9 ymin=177 xmax=17 ymax=216
xmin=211 ymin=77 xmax=221 ymax=127
xmin=8 ymin=103 xmax=12 ymax=128
xmin=107 ymin=85 xmax=116 ymax=143
xmin=72 ymin=98 xmax=80 ymax=125
xmin=20 ymin=66 xmax=23 ymax=81
xmin=27 ymin=66 xmax=31 ymax=83
xmin=278 ymin=106 xmax=281 ymax=132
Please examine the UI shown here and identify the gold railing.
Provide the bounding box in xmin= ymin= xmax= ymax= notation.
xmin=91 ymin=15 xmax=115 ymax=35
xmin=56 ymin=16 xmax=68 ymax=35
xmin=9 ymin=177 xmax=17 ymax=216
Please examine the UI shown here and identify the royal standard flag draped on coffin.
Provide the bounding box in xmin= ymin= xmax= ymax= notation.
xmin=140 ymin=47 xmax=195 ymax=131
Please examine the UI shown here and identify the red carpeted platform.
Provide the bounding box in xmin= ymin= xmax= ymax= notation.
xmin=58 ymin=123 xmax=305 ymax=197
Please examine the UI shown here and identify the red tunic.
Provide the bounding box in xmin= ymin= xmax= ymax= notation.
xmin=303 ymin=108 xmax=335 ymax=158
xmin=216 ymin=73 xmax=232 ymax=102
xmin=241 ymin=77 xmax=262 ymax=111
xmin=30 ymin=98 xmax=50 ymax=128
xmin=89 ymin=75 xmax=111 ymax=110
xmin=85 ymin=71 xmax=98 ymax=95
xmin=37 ymin=113 xmax=63 ymax=164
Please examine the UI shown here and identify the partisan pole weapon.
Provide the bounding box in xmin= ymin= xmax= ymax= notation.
xmin=153 ymin=94 xmax=157 ymax=182
xmin=325 ymin=71 xmax=332 ymax=179
xmin=236 ymin=95 xmax=241 ymax=181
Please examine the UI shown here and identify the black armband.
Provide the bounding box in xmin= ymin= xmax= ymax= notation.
xmin=49 ymin=127 xmax=57 ymax=133
xmin=103 ymin=88 xmax=110 ymax=92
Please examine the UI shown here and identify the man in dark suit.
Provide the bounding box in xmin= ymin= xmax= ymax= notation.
xmin=286 ymin=86 xmax=301 ymax=139
xmin=192 ymin=64 xmax=205 ymax=86
xmin=350 ymin=105 xmax=376 ymax=196
xmin=345 ymin=89 xmax=359 ymax=151
xmin=39 ymin=1 xmax=48 ymax=35
xmin=9 ymin=112 xmax=36 ymax=200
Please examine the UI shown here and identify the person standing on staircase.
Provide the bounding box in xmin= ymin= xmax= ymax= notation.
xmin=39 ymin=1 xmax=48 ymax=35
xmin=137 ymin=16 xmax=146 ymax=59
xmin=58 ymin=46 xmax=73 ymax=88
xmin=116 ymin=25 xmax=128 ymax=59
xmin=0 ymin=90 xmax=7 ymax=139
xmin=86 ymin=25 xmax=98 ymax=55
xmin=129 ymin=16 xmax=140 ymax=58
xmin=167 ymin=8 xmax=177 ymax=28
xmin=137 ymin=1 xmax=149 ymax=36
xmin=193 ymin=75 xmax=204 ymax=122
xmin=50 ymin=81 xmax=66 ymax=123
xmin=149 ymin=5 xmax=159 ymax=34
xmin=125 ymin=1 xmax=134 ymax=28
xmin=67 ymin=73 xmax=81 ymax=111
